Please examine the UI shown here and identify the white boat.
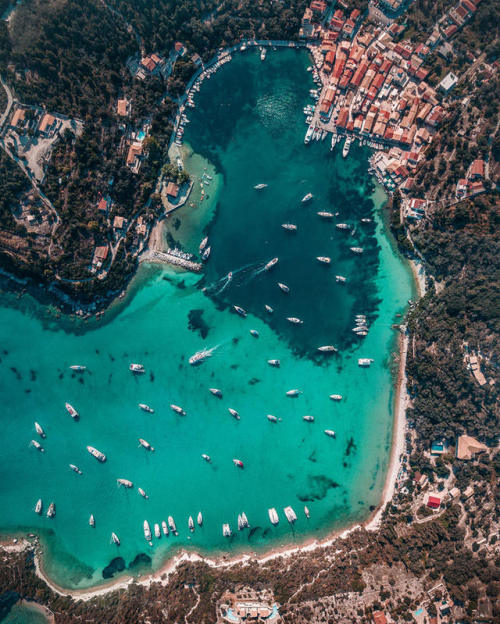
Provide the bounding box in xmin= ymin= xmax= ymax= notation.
xmin=361 ymin=218 xmax=372 ymax=223
xmin=201 ymin=454 xmax=211 ymax=462
xmin=267 ymin=414 xmax=278 ymax=423
xmin=330 ymin=394 xmax=343 ymax=401
xmin=260 ymin=47 xmax=266 ymax=61
xmin=209 ymin=388 xmax=222 ymax=398
xmin=46 ymin=502 xmax=55 ymax=518
xmin=138 ymin=487 xmax=149 ymax=499
xmin=197 ymin=511 xmax=203 ymax=526
xmin=350 ymin=247 xmax=364 ymax=254
xmin=358 ymin=358 xmax=373 ymax=367
xmin=287 ymin=317 xmax=303 ymax=324
xmin=281 ymin=223 xmax=297 ymax=231
xmin=357 ymin=331 xmax=368 ymax=337
xmin=268 ymin=508 xmax=279 ymax=525
xmin=267 ymin=359 xmax=280 ymax=367
xmin=301 ymin=193 xmax=313 ymax=202
xmin=264 ymin=257 xmax=278 ymax=270
xmin=237 ymin=514 xmax=244 ymax=530
xmin=144 ymin=520 xmax=152 ymax=541
xmin=188 ymin=516 xmax=195 ymax=532
xmin=324 ymin=429 xmax=336 ymax=438
xmin=168 ymin=516 xmax=177 ymax=535
xmin=199 ymin=236 xmax=208 ymax=253
xmin=303 ymin=415 xmax=314 ymax=422
xmin=233 ymin=458 xmax=244 ymax=468
xmin=318 ymin=345 xmax=337 ymax=352
xmin=35 ymin=499 xmax=42 ymax=514
xmin=317 ymin=211 xmax=334 ymax=219
xmin=189 ymin=345 xmax=217 ymax=366
xmin=304 ymin=126 xmax=314 ymax=144
xmin=139 ymin=438 xmax=155 ymax=451
xmin=34 ymin=422 xmax=46 ymax=438
xmin=87 ymin=446 xmax=106 ymax=462
xmin=89 ymin=514 xmax=95 ymax=527
xmin=69 ymin=464 xmax=82 ymax=474
xmin=222 ymin=523 xmax=232 ymax=537
xmin=129 ymin=363 xmax=145 ymax=373
xmin=69 ymin=365 xmax=86 ymax=372
xmin=154 ymin=523 xmax=161 ymax=538
xmin=353 ymin=326 xmax=368 ymax=333
xmin=170 ymin=404 xmax=186 ymax=416
xmin=278 ymin=282 xmax=290 ymax=293
xmin=241 ymin=512 xmax=249 ymax=528
xmin=316 ymin=256 xmax=331 ymax=264
xmin=117 ymin=478 xmax=133 ymax=488
xmin=233 ymin=305 xmax=247 ymax=317
xmin=31 ymin=440 xmax=44 ymax=452
xmin=111 ymin=532 xmax=120 ymax=545
xmin=250 ymin=329 xmax=259 ymax=338
xmin=342 ymin=136 xmax=352 ymax=158
xmin=162 ymin=520 xmax=169 ymax=536
xmin=65 ymin=402 xmax=79 ymax=419
xmin=286 ymin=389 xmax=301 ymax=397
xmin=335 ymin=275 xmax=347 ymax=283
xmin=304 ymin=506 xmax=310 ymax=519
xmin=138 ymin=403 xmax=154 ymax=413
xmin=228 ymin=408 xmax=240 ymax=420
xmin=336 ymin=223 xmax=351 ymax=230
xmin=265 ymin=304 xmax=274 ymax=314
xmin=284 ymin=506 xmax=297 ymax=524
xmin=254 ymin=183 xmax=267 ymax=189
xmin=202 ymin=246 xmax=211 ymax=261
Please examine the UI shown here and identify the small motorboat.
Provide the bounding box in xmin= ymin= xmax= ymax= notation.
xmin=188 ymin=516 xmax=195 ymax=532
xmin=35 ymin=499 xmax=42 ymax=515
xmin=233 ymin=305 xmax=247 ymax=318
xmin=154 ymin=523 xmax=161 ymax=538
xmin=69 ymin=464 xmax=82 ymax=475
xmin=233 ymin=458 xmax=244 ymax=468
xmin=324 ymin=429 xmax=336 ymax=438
xmin=202 ymin=454 xmax=211 ymax=462
xmin=281 ymin=223 xmax=297 ymax=231
xmin=138 ymin=404 xmax=154 ymax=413
xmin=209 ymin=388 xmax=222 ymax=398
xmin=286 ymin=317 xmax=303 ymax=325
xmin=267 ymin=359 xmax=280 ymax=367
xmin=197 ymin=511 xmax=203 ymax=526
xmin=162 ymin=520 xmax=169 ymax=536
xmin=286 ymin=389 xmax=301 ymax=397
xmin=139 ymin=438 xmax=155 ymax=451
xmin=265 ymin=304 xmax=274 ymax=314
xmin=117 ymin=478 xmax=133 ymax=488
xmin=267 ymin=414 xmax=278 ymax=423
xmin=89 ymin=514 xmax=95 ymax=527
xmin=301 ymin=193 xmax=313 ymax=203
xmin=170 ymin=404 xmax=186 ymax=416
xmin=268 ymin=508 xmax=279 ymax=525
xmin=46 ymin=502 xmax=55 ymax=518
xmin=65 ymin=403 xmax=79 ymax=419
xmin=250 ymin=329 xmax=259 ymax=337
xmin=264 ymin=257 xmax=278 ymax=271
xmin=228 ymin=408 xmax=240 ymax=420
xmin=318 ymin=345 xmax=337 ymax=353
xmin=138 ymin=487 xmax=149 ymax=499
xmin=329 ymin=394 xmax=343 ymax=401
xmin=316 ymin=256 xmax=331 ymax=265
xmin=222 ymin=523 xmax=232 ymax=537
xmin=69 ymin=365 xmax=86 ymax=372
xmin=278 ymin=282 xmax=290 ymax=293
xmin=303 ymin=415 xmax=314 ymax=422
xmin=129 ymin=363 xmax=145 ymax=374
xmin=34 ymin=422 xmax=46 ymax=438
xmin=31 ymin=440 xmax=44 ymax=452
xmin=304 ymin=506 xmax=310 ymax=519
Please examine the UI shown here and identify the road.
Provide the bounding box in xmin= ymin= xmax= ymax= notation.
xmin=0 ymin=76 xmax=14 ymax=130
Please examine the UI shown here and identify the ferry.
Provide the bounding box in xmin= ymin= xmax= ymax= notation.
xmin=138 ymin=487 xmax=148 ymax=499
xmin=154 ymin=523 xmax=161 ymax=538
xmin=209 ymin=388 xmax=222 ymax=398
xmin=201 ymin=454 xmax=211 ymax=462
xmin=228 ymin=408 xmax=240 ymax=420
xmin=233 ymin=458 xmax=244 ymax=468
xmin=342 ymin=136 xmax=352 ymax=158
xmin=317 ymin=211 xmax=334 ymax=219
xmin=287 ymin=317 xmax=303 ymax=324
xmin=189 ymin=516 xmax=195 ymax=532
xmin=304 ymin=506 xmax=310 ymax=519
xmin=89 ymin=514 xmax=95 ymax=527
xmin=202 ymin=246 xmax=211 ymax=261
xmin=265 ymin=305 xmax=274 ymax=314
xmin=111 ymin=532 xmax=120 ymax=545
xmin=34 ymin=422 xmax=46 ymax=438
xmin=301 ymin=193 xmax=313 ymax=202
xmin=222 ymin=523 xmax=232 ymax=537
xmin=250 ymin=329 xmax=259 ymax=338
xmin=281 ymin=223 xmax=297 ymax=231
xmin=330 ymin=394 xmax=343 ymax=401
xmin=65 ymin=402 xmax=79 ymax=419
xmin=318 ymin=345 xmax=337 ymax=352
xmin=170 ymin=404 xmax=186 ymax=416
xmin=336 ymin=223 xmax=351 ymax=230
xmin=264 ymin=257 xmax=278 ymax=270
xmin=268 ymin=508 xmax=279 ymax=525
xmin=358 ymin=358 xmax=373 ymax=367
xmin=267 ymin=414 xmax=278 ymax=423
xmin=233 ymin=305 xmax=247 ymax=318
xmin=316 ymin=256 xmax=331 ymax=265
xmin=197 ymin=512 xmax=203 ymax=526
xmin=350 ymin=247 xmax=364 ymax=254
xmin=168 ymin=516 xmax=178 ymax=535
xmin=336 ymin=275 xmax=347 ymax=283
xmin=144 ymin=520 xmax=152 ymax=541
xmin=139 ymin=438 xmax=155 ymax=451
xmin=138 ymin=403 xmax=154 ymax=413
xmin=199 ymin=236 xmax=208 ymax=253
xmin=47 ymin=502 xmax=55 ymax=518
xmin=69 ymin=365 xmax=86 ymax=372
xmin=254 ymin=183 xmax=268 ymax=190
xmin=278 ymin=282 xmax=290 ymax=293
xmin=303 ymin=415 xmax=314 ymax=422
xmin=69 ymin=464 xmax=82 ymax=475
xmin=260 ymin=47 xmax=266 ymax=61
xmin=129 ymin=363 xmax=145 ymax=374
xmin=268 ymin=359 xmax=280 ymax=367
xmin=304 ymin=126 xmax=314 ymax=144
xmin=286 ymin=389 xmax=301 ymax=397
xmin=87 ymin=446 xmax=106 ymax=462
xmin=189 ymin=345 xmax=217 ymax=366
xmin=35 ymin=499 xmax=42 ymax=514
xmin=31 ymin=440 xmax=44 ymax=452
xmin=162 ymin=520 xmax=169 ymax=536
xmin=284 ymin=506 xmax=297 ymax=524
xmin=117 ymin=478 xmax=133 ymax=488
xmin=324 ymin=429 xmax=336 ymax=438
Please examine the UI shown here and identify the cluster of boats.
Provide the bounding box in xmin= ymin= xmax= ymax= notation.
xmin=304 ymin=125 xmax=329 ymax=144
xmin=185 ymin=51 xmax=232 ymax=112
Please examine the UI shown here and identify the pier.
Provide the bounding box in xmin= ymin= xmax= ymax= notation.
xmin=144 ymin=249 xmax=202 ymax=273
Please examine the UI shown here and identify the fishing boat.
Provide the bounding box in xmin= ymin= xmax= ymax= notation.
xmin=65 ymin=402 xmax=79 ymax=419
xmin=233 ymin=305 xmax=247 ymax=318
xmin=265 ymin=304 xmax=274 ymax=314
xmin=233 ymin=458 xmax=244 ymax=468
xmin=267 ymin=359 xmax=280 ymax=367
xmin=303 ymin=415 xmax=314 ymax=422
xmin=202 ymin=246 xmax=211 ymax=261
xmin=154 ymin=523 xmax=161 ymax=538
xmin=144 ymin=520 xmax=152 ymax=541
xmin=162 ymin=520 xmax=169 ymax=536
xmin=228 ymin=408 xmax=240 ymax=420
xmin=111 ymin=532 xmax=120 ymax=545
xmin=170 ymin=404 xmax=186 ymax=416
xmin=139 ymin=438 xmax=155 ymax=451
xmin=268 ymin=508 xmax=279 ymax=525
xmin=201 ymin=454 xmax=211 ymax=462
xmin=278 ymin=282 xmax=290 ymax=293
xmin=199 ymin=236 xmax=208 ymax=253
xmin=316 ymin=256 xmax=331 ymax=265
xmin=138 ymin=403 xmax=154 ymax=413
xmin=286 ymin=389 xmax=301 ymax=397
xmin=324 ymin=429 xmax=336 ymax=438
xmin=358 ymin=358 xmax=373 ymax=367
xmin=70 ymin=365 xmax=86 ymax=372
xmin=350 ymin=247 xmax=364 ymax=254
xmin=317 ymin=211 xmax=334 ymax=219
xmin=34 ymin=422 xmax=46 ymax=438
xmin=168 ymin=516 xmax=177 ymax=535
xmin=129 ymin=363 xmax=145 ymax=374
xmin=35 ymin=499 xmax=42 ymax=514
xmin=250 ymin=329 xmax=259 ymax=337
xmin=209 ymin=388 xmax=222 ymax=398
xmin=329 ymin=394 xmax=343 ymax=401
xmin=304 ymin=506 xmax=310 ymax=519
xmin=281 ymin=223 xmax=297 ymax=231
xmin=284 ymin=506 xmax=297 ymax=524
xmin=335 ymin=275 xmax=347 ymax=283
xmin=138 ymin=487 xmax=149 ymax=499
xmin=69 ymin=464 xmax=82 ymax=475
xmin=189 ymin=345 xmax=217 ymax=366
xmin=31 ymin=440 xmax=44 ymax=452
xmin=46 ymin=502 xmax=55 ymax=518
xmin=87 ymin=446 xmax=106 ymax=462
xmin=188 ymin=516 xmax=195 ymax=532
xmin=317 ymin=345 xmax=337 ymax=353
xmin=287 ymin=317 xmax=303 ymax=324
xmin=264 ymin=257 xmax=278 ymax=270
xmin=89 ymin=514 xmax=95 ymax=527
xmin=197 ymin=512 xmax=203 ymax=526
xmin=117 ymin=478 xmax=133 ymax=488
xmin=222 ymin=523 xmax=232 ymax=537
xmin=336 ymin=223 xmax=351 ymax=230
xmin=267 ymin=414 xmax=278 ymax=423
xmin=254 ymin=183 xmax=268 ymax=189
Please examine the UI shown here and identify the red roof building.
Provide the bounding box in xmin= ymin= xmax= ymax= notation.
xmin=350 ymin=8 xmax=361 ymax=20
xmin=373 ymin=611 xmax=388 ymax=624
xmin=469 ymin=159 xmax=485 ymax=179
xmin=336 ymin=108 xmax=349 ymax=128
xmin=427 ymin=495 xmax=441 ymax=509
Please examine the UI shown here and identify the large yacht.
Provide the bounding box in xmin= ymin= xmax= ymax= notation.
xmin=336 ymin=223 xmax=351 ymax=230
xmin=268 ymin=508 xmax=279 ymax=525
xmin=304 ymin=125 xmax=314 ymax=144
xmin=65 ymin=403 xmax=79 ymax=419
xmin=350 ymin=247 xmax=364 ymax=254
xmin=87 ymin=446 xmax=106 ymax=462
xmin=144 ymin=520 xmax=152 ymax=541
xmin=342 ymin=135 xmax=352 ymax=158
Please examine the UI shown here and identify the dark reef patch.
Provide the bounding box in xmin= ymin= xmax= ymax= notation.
xmin=102 ymin=557 xmax=125 ymax=579
xmin=187 ymin=309 xmax=210 ymax=339
xmin=297 ymin=475 xmax=340 ymax=502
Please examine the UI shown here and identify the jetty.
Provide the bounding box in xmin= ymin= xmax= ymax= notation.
xmin=144 ymin=249 xmax=202 ymax=273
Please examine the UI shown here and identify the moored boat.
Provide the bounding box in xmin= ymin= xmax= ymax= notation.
xmin=233 ymin=458 xmax=244 ymax=468
xmin=303 ymin=415 xmax=314 ymax=422
xmin=87 ymin=446 xmax=106 ymax=462
xmin=69 ymin=464 xmax=82 ymax=474
xmin=144 ymin=520 xmax=152 ymax=541
xmin=34 ymin=422 xmax=46 ymax=438
xmin=201 ymin=453 xmax=211 ymax=462
xmin=162 ymin=520 xmax=169 ymax=536
xmin=170 ymin=404 xmax=186 ymax=416
xmin=304 ymin=506 xmax=310 ymax=519
xmin=324 ymin=429 xmax=336 ymax=438
xmin=267 ymin=359 xmax=280 ymax=367
xmin=350 ymin=247 xmax=364 ymax=254
xmin=335 ymin=275 xmax=347 ymax=283
xmin=267 ymin=414 xmax=278 ymax=423
xmin=69 ymin=365 xmax=86 ymax=372
xmin=197 ymin=511 xmax=203 ymax=526
xmin=139 ymin=438 xmax=155 ymax=451
xmin=35 ymin=499 xmax=42 ymax=514
xmin=129 ymin=363 xmax=145 ymax=373
xmin=199 ymin=236 xmax=208 ymax=253
xmin=111 ymin=532 xmax=120 ymax=545
xmin=286 ymin=389 xmax=301 ymax=397
xmin=188 ymin=516 xmax=195 ymax=532
xmin=240 ymin=511 xmax=249 ymax=528
xmin=358 ymin=358 xmax=373 ymax=367
xmin=284 ymin=506 xmax=297 ymax=524
xmin=318 ymin=345 xmax=337 ymax=353
xmin=264 ymin=304 xmax=274 ymax=314
xmin=316 ymin=256 xmax=331 ymax=265
xmin=65 ymin=403 xmax=79 ymax=419
xmin=281 ymin=223 xmax=297 ymax=231
xmin=228 ymin=408 xmax=240 ymax=420
xmin=278 ymin=282 xmax=290 ymax=293
xmin=222 ymin=523 xmax=232 ymax=537
xmin=31 ymin=440 xmax=44 ymax=452
xmin=154 ymin=523 xmax=161 ymax=538
xmin=329 ymin=394 xmax=343 ymax=401
xmin=138 ymin=403 xmax=154 ymax=413
xmin=46 ymin=502 xmax=55 ymax=518
xmin=117 ymin=478 xmax=133 ymax=488
xmin=336 ymin=223 xmax=351 ymax=230
xmin=317 ymin=211 xmax=334 ymax=219
xmin=301 ymin=193 xmax=313 ymax=202
xmin=89 ymin=514 xmax=95 ymax=527
xmin=209 ymin=388 xmax=222 ymax=398
xmin=138 ymin=487 xmax=149 ymax=499
xmin=254 ymin=183 xmax=267 ymax=189
xmin=268 ymin=508 xmax=279 ymax=525
xmin=250 ymin=329 xmax=259 ymax=337
xmin=286 ymin=317 xmax=303 ymax=324
xmin=233 ymin=305 xmax=247 ymax=317
xmin=168 ymin=516 xmax=178 ymax=535
xmin=202 ymin=246 xmax=211 ymax=261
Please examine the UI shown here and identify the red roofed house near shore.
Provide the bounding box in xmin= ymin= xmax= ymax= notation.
xmin=427 ymin=495 xmax=441 ymax=509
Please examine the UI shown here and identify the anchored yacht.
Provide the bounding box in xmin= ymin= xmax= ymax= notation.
xmin=284 ymin=506 xmax=297 ymax=524
xmin=267 ymin=414 xmax=278 ymax=423
xmin=129 ymin=363 xmax=145 ymax=373
xmin=111 ymin=532 xmax=120 ymax=545
xmin=286 ymin=389 xmax=301 ymax=397
xmin=202 ymin=246 xmax=211 ymax=261
xmin=117 ymin=478 xmax=133 ymax=488
xmin=65 ymin=403 xmax=79 ymax=419
xmin=324 ymin=429 xmax=336 ymax=438
xmin=35 ymin=499 xmax=42 ymax=514
xmin=317 ymin=211 xmax=334 ymax=219
xmin=335 ymin=275 xmax=347 ymax=283
xmin=268 ymin=508 xmax=279 ymax=525
xmin=197 ymin=512 xmax=203 ymax=526
xmin=254 ymin=183 xmax=267 ymax=189
xmin=250 ymin=329 xmax=259 ymax=337
xmin=89 ymin=514 xmax=95 ymax=527
xmin=209 ymin=388 xmax=222 ymax=398
xmin=31 ymin=440 xmax=44 ymax=452
xmin=267 ymin=359 xmax=280 ymax=367
xmin=139 ymin=438 xmax=155 ymax=451
xmin=350 ymin=247 xmax=364 ymax=254
xmin=70 ymin=365 xmax=86 ymax=372
xmin=265 ymin=304 xmax=274 ymax=314
xmin=240 ymin=512 xmax=249 ymax=528
xmin=358 ymin=358 xmax=373 ymax=367
xmin=47 ymin=502 xmax=55 ymax=518
xmin=228 ymin=408 xmax=240 ymax=420
xmin=144 ymin=520 xmax=152 ymax=541
xmin=303 ymin=415 xmax=314 ymax=422
xmin=87 ymin=446 xmax=106 ymax=462
xmin=222 ymin=523 xmax=232 ymax=537
xmin=34 ymin=422 xmax=46 ymax=438
xmin=318 ymin=345 xmax=337 ymax=352
xmin=170 ymin=404 xmax=186 ymax=416
xmin=281 ymin=223 xmax=297 ymax=231
xmin=301 ymin=193 xmax=313 ymax=202
xmin=69 ymin=464 xmax=82 ymax=474
xmin=287 ymin=317 xmax=303 ymax=324
xmin=154 ymin=523 xmax=161 ymax=538
xmin=233 ymin=458 xmax=244 ymax=468
xmin=199 ymin=236 xmax=208 ymax=253
xmin=162 ymin=520 xmax=169 ymax=536
xmin=278 ymin=282 xmax=290 ymax=293
xmin=304 ymin=506 xmax=310 ymax=519
xmin=329 ymin=394 xmax=343 ymax=401
xmin=316 ymin=256 xmax=331 ymax=265
xmin=138 ymin=487 xmax=148 ymax=499
xmin=168 ymin=516 xmax=178 ymax=535
xmin=138 ymin=404 xmax=154 ymax=413
xmin=233 ymin=305 xmax=247 ymax=317
xmin=201 ymin=454 xmax=211 ymax=462
xmin=188 ymin=516 xmax=195 ymax=532
xmin=336 ymin=223 xmax=351 ymax=230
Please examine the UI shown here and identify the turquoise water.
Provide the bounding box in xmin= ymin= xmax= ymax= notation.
xmin=0 ymin=48 xmax=414 ymax=589
xmin=1 ymin=601 xmax=50 ymax=624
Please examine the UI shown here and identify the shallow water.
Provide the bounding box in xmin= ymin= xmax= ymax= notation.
xmin=0 ymin=48 xmax=414 ymax=589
